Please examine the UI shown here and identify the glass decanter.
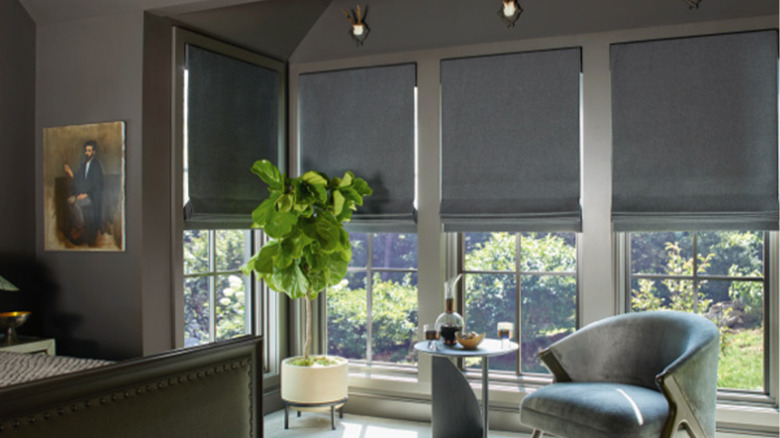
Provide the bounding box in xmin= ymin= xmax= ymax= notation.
xmin=435 ymin=275 xmax=464 ymax=346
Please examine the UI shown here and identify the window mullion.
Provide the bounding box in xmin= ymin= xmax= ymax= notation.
xmin=515 ymin=232 xmax=522 ymax=375
xmin=693 ymin=233 xmax=699 ymax=313
xmin=208 ymin=230 xmax=216 ymax=342
xmin=366 ymin=234 xmax=374 ymax=364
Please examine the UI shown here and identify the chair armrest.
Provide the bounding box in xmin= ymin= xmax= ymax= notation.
xmin=656 ymin=331 xmax=719 ymax=438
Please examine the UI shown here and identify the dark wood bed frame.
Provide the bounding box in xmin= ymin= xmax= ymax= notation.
xmin=0 ymin=335 xmax=263 ymax=437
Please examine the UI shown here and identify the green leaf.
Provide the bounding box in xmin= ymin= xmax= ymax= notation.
xmin=274 ymin=243 xmax=294 ymax=269
xmin=251 ymin=195 xmax=279 ymax=227
xmin=309 ymin=183 xmax=328 ymax=203
xmin=336 ymin=207 xmax=353 ymax=223
xmin=251 ymin=159 xmax=282 ymax=189
xmin=264 ymin=211 xmax=298 ymax=238
xmin=274 ymin=263 xmax=309 ymax=299
xmin=262 ymin=272 xmax=283 ymax=294
xmin=325 ymin=252 xmax=349 ymax=286
xmin=246 ymin=241 xmax=280 ymax=274
xmin=301 ymin=213 xmax=341 ymax=252
xmin=338 ymin=187 xmax=361 ymax=206
xmin=301 ymin=171 xmax=328 ymax=186
xmin=352 ymin=177 xmax=372 ymax=197
xmin=276 ymin=193 xmax=294 ymax=213
xmin=339 ymin=171 xmax=353 ymax=188
xmin=332 ymin=190 xmax=345 ymax=216
xmin=339 ymin=229 xmax=351 ymax=259
xmin=293 ymin=179 xmax=315 ymax=207
xmin=275 ymin=232 xmax=307 ymax=269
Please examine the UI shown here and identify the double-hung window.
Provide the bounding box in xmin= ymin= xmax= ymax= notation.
xmin=460 ymin=232 xmax=577 ymax=374
xmin=174 ymin=28 xmax=285 ymax=374
xmin=611 ymin=31 xmax=778 ymax=400
xmin=183 ymin=229 xmax=253 ymax=346
xmin=298 ymin=63 xmax=418 ymax=368
xmin=327 ymin=233 xmax=418 ymax=365
xmin=441 ymin=48 xmax=582 ymax=378
xmin=626 ymin=231 xmax=769 ymax=392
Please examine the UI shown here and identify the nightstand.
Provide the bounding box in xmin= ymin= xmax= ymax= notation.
xmin=0 ymin=337 xmax=56 ymax=355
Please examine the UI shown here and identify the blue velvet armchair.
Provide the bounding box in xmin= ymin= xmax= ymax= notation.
xmin=520 ymin=311 xmax=719 ymax=438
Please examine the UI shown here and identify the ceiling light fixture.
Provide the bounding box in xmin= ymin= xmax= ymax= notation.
xmin=682 ymin=0 xmax=703 ymax=9
xmin=499 ymin=0 xmax=522 ymax=28
xmin=342 ymin=5 xmax=369 ymax=46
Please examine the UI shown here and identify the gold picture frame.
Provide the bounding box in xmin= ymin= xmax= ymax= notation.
xmin=43 ymin=121 xmax=126 ymax=251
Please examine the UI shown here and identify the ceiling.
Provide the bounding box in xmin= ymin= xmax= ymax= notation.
xmin=19 ymin=0 xmax=779 ymax=62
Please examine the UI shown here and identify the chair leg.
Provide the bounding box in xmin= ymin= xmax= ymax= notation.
xmin=531 ymin=430 xmax=544 ymax=438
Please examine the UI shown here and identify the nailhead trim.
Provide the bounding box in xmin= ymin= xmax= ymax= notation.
xmin=0 ymin=358 xmax=253 ymax=434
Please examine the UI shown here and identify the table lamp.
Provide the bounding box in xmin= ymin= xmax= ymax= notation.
xmin=0 ymin=274 xmax=30 ymax=345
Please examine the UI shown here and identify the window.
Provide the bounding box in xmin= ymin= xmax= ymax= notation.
xmin=183 ymin=230 xmax=254 ymax=347
xmin=460 ymin=232 xmax=577 ymax=374
xmin=627 ymin=231 xmax=767 ymax=392
xmin=327 ymin=233 xmax=418 ymax=365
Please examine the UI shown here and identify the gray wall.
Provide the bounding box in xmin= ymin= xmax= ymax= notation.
xmin=0 ymin=0 xmax=37 ymax=324
xmin=34 ymin=11 xmax=146 ymax=359
xmin=141 ymin=12 xmax=174 ymax=356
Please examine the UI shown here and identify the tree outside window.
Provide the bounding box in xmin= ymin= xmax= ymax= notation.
xmin=629 ymin=231 xmax=765 ymax=391
xmin=183 ymin=229 xmax=253 ymax=347
xmin=461 ymin=232 xmax=577 ymax=374
xmin=326 ymin=233 xmax=418 ymax=365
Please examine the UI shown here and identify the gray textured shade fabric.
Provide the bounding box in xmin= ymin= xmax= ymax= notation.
xmin=184 ymin=44 xmax=284 ymax=229
xmin=440 ymin=48 xmax=582 ymax=232
xmin=611 ymin=30 xmax=779 ymax=232
xmin=298 ymin=64 xmax=417 ymax=232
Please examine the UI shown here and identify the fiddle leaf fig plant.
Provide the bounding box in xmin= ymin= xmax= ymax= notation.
xmin=243 ymin=159 xmax=372 ymax=360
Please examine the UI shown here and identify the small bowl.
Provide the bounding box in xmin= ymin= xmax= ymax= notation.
xmin=0 ymin=311 xmax=30 ymax=330
xmin=455 ymin=331 xmax=485 ymax=350
xmin=0 ymin=311 xmax=31 ymax=343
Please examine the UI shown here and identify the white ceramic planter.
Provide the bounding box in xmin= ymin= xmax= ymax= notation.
xmin=281 ymin=356 xmax=348 ymax=409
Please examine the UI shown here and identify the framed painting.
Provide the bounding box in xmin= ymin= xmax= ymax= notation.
xmin=43 ymin=121 xmax=126 ymax=251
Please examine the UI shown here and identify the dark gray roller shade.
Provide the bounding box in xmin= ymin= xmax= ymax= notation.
xmin=184 ymin=44 xmax=284 ymax=229
xmin=298 ymin=64 xmax=416 ymax=232
xmin=611 ymin=30 xmax=779 ymax=232
xmin=440 ymin=48 xmax=582 ymax=232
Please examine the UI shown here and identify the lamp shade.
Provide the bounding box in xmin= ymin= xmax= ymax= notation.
xmin=0 ymin=275 xmax=19 ymax=292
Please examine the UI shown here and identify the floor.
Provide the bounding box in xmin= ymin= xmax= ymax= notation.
xmin=263 ymin=409 xmax=524 ymax=438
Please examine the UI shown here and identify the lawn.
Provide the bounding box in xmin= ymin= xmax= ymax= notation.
xmin=718 ymin=328 xmax=763 ymax=391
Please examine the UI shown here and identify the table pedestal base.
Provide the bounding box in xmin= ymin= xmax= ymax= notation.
xmin=432 ymin=356 xmax=484 ymax=438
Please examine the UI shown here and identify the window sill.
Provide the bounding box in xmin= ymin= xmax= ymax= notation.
xmin=341 ymin=363 xmax=779 ymax=436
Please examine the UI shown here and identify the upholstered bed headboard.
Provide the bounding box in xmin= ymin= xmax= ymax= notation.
xmin=0 ymin=335 xmax=263 ymax=438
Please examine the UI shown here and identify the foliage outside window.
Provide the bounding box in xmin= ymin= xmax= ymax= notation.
xmin=326 ymin=233 xmax=418 ymax=365
xmin=183 ymin=229 xmax=253 ymax=347
xmin=628 ymin=231 xmax=766 ymax=391
xmin=461 ymin=232 xmax=577 ymax=373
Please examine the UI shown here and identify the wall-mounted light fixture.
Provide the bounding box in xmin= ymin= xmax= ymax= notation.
xmin=342 ymin=5 xmax=369 ymax=46
xmin=498 ymin=0 xmax=522 ymax=28
xmin=681 ymin=0 xmax=703 ymax=9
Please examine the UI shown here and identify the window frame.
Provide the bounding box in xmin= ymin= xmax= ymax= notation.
xmin=619 ymin=231 xmax=778 ymax=406
xmin=182 ymin=229 xmax=253 ymax=345
xmin=456 ymin=231 xmax=580 ymax=379
xmin=324 ymin=232 xmax=419 ymax=370
xmin=173 ymin=27 xmax=285 ymax=377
